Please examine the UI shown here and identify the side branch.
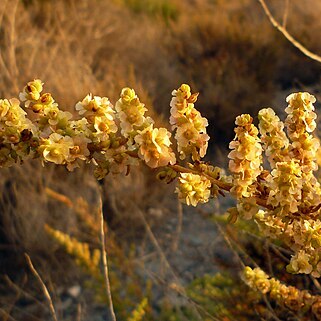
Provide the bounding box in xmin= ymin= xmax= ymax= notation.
xmin=258 ymin=0 xmax=321 ymax=64
xmin=170 ymin=164 xmax=270 ymax=209
xmin=128 ymin=151 xmax=271 ymax=209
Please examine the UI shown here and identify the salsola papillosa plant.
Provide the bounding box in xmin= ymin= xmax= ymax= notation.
xmin=243 ymin=266 xmax=321 ymax=318
xmin=3 ymin=79 xmax=321 ymax=317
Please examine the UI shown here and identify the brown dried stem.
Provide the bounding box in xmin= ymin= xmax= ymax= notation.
xmin=258 ymin=0 xmax=321 ymax=64
xmin=25 ymin=254 xmax=58 ymax=321
xmin=99 ymin=197 xmax=117 ymax=321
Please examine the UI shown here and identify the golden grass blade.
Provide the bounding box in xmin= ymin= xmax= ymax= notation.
xmin=24 ymin=254 xmax=58 ymax=321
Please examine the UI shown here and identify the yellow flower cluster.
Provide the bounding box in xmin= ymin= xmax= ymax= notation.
xmin=76 ymin=94 xmax=117 ymax=143
xmin=115 ymin=87 xmax=176 ymax=168
xmin=256 ymin=212 xmax=321 ymax=277
xmin=258 ymin=107 xmax=289 ymax=167
xmin=228 ymin=114 xmax=262 ymax=199
xmin=236 ymin=198 xmax=259 ymax=220
xmin=255 ymin=209 xmax=286 ymax=240
xmin=267 ymin=160 xmax=302 ymax=214
xmin=0 ymin=98 xmax=35 ymax=166
xmin=225 ymin=92 xmax=321 ymax=277
xmin=18 ymin=80 xmax=90 ymax=170
xmin=1 ymin=80 xmax=182 ymax=176
xmin=285 ymin=92 xmax=317 ymax=145
xmin=176 ymin=173 xmax=211 ymax=206
xmin=243 ymin=266 xmax=321 ymax=319
xmin=134 ymin=125 xmax=176 ymax=168
xmin=19 ymin=79 xmax=44 ymax=106
xmin=170 ymin=84 xmax=209 ymax=161
xmin=285 ymin=93 xmax=321 ymax=211
xmin=115 ymin=88 xmax=151 ymax=139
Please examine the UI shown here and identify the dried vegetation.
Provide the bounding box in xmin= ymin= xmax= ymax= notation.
xmin=1 ymin=0 xmax=321 ymax=320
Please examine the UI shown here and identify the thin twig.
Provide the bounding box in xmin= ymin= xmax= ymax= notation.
xmin=265 ymin=240 xmax=274 ymax=276
xmin=263 ymin=295 xmax=282 ymax=321
xmin=310 ymin=276 xmax=321 ymax=294
xmin=24 ymin=254 xmax=58 ymax=321
xmin=258 ymin=0 xmax=321 ymax=64
xmin=4 ymin=275 xmax=48 ymax=311
xmin=0 ymin=308 xmax=18 ymax=321
xmin=270 ymin=246 xmax=290 ymax=263
xmin=238 ymin=227 xmax=292 ymax=256
xmin=99 ymin=197 xmax=117 ymax=321
xmin=282 ymin=0 xmax=290 ymax=28
xmin=7 ymin=0 xmax=19 ymax=92
xmin=137 ymin=208 xmax=177 ymax=277
xmin=171 ymin=199 xmax=183 ymax=252
xmin=2 ymin=274 xmax=22 ymax=321
xmin=134 ymin=255 xmax=223 ymax=321
xmin=0 ymin=0 xmax=13 ymax=84
xmin=215 ymin=222 xmax=247 ymax=269
xmin=1 ymin=304 xmax=43 ymax=321
xmin=136 ymin=207 xmax=206 ymax=321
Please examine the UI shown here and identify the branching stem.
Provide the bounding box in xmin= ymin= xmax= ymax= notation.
xmin=258 ymin=0 xmax=321 ymax=64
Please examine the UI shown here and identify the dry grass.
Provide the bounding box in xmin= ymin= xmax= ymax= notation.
xmin=1 ymin=0 xmax=321 ymax=319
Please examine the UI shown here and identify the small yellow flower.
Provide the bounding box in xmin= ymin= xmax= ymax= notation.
xmin=176 ymin=122 xmax=199 ymax=148
xmin=91 ymin=115 xmax=117 ymax=144
xmin=135 ymin=125 xmax=176 ymax=168
xmin=288 ymin=250 xmax=313 ymax=275
xmin=43 ymin=105 xmax=73 ymax=128
xmin=0 ymin=99 xmax=10 ymax=118
xmin=19 ymin=79 xmax=43 ymax=106
xmin=115 ymin=87 xmax=149 ymax=137
xmin=117 ymin=87 xmax=136 ymax=103
xmin=258 ymin=108 xmax=289 ymax=167
xmin=66 ymin=135 xmax=90 ymax=171
xmin=176 ymin=173 xmax=211 ymax=206
xmin=0 ymin=147 xmax=15 ymax=167
xmin=39 ymin=133 xmax=74 ymax=165
xmin=235 ymin=114 xmax=252 ymax=127
xmin=236 ymin=198 xmax=258 ymax=220
xmin=268 ymin=160 xmax=302 ymax=213
xmin=75 ymin=94 xmax=115 ymax=120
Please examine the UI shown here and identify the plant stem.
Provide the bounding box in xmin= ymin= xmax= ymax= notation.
xmin=99 ymin=197 xmax=117 ymax=321
xmin=25 ymin=254 xmax=58 ymax=321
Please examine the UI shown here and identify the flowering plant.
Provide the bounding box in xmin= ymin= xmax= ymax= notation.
xmin=4 ymin=80 xmax=321 ymax=318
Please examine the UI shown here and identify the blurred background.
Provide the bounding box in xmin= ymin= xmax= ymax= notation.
xmin=1 ymin=0 xmax=321 ymax=320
